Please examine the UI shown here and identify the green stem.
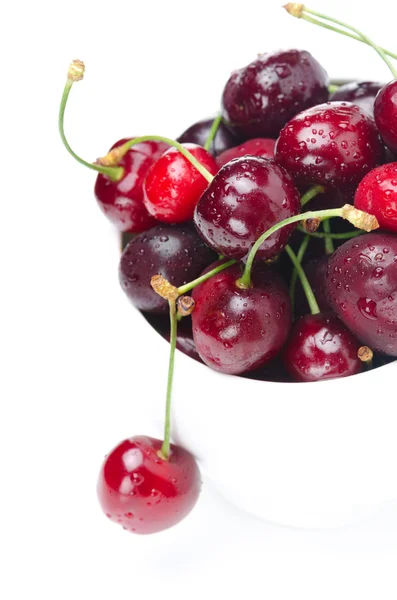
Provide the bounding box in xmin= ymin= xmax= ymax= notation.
xmin=204 ymin=114 xmax=222 ymax=152
xmin=323 ymin=219 xmax=334 ymax=254
xmin=177 ymin=259 xmax=236 ymax=295
xmin=302 ymin=7 xmax=397 ymax=78
xmin=296 ymin=225 xmax=362 ymax=240
xmin=301 ymin=185 xmax=326 ymax=207
xmin=160 ymin=299 xmax=178 ymax=460
xmin=328 ymin=83 xmax=340 ymax=94
xmin=59 ymin=79 xmax=124 ymax=181
xmin=289 ymin=235 xmax=310 ymax=311
xmin=285 ymin=245 xmax=320 ymax=315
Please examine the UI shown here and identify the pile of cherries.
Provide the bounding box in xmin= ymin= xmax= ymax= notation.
xmin=61 ymin=6 xmax=397 ymax=536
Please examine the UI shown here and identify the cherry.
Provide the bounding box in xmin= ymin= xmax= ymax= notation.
xmin=221 ymin=49 xmax=329 ymax=141
xmin=325 ymin=232 xmax=397 ymax=356
xmin=177 ymin=118 xmax=237 ymax=156
xmin=330 ymin=81 xmax=383 ymax=118
xmin=97 ymin=436 xmax=201 ymax=534
xmin=374 ymin=80 xmax=397 ymax=155
xmin=354 ymin=163 xmax=397 ymax=233
xmin=119 ymin=225 xmax=217 ymax=313
xmin=194 ymin=156 xmax=301 ymax=261
xmin=143 ymin=143 xmax=218 ymax=223
xmin=143 ymin=313 xmax=203 ymax=363
xmin=216 ymin=138 xmax=276 ymax=168
xmin=191 ymin=261 xmax=292 ymax=374
xmin=275 ymin=102 xmax=385 ymax=189
xmin=94 ymin=138 xmax=167 ymax=232
xmin=282 ymin=313 xmax=363 ymax=382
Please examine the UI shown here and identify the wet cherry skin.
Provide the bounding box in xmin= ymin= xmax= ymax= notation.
xmin=354 ymin=163 xmax=397 ymax=232
xmin=97 ymin=436 xmax=201 ymax=535
xmin=330 ymin=81 xmax=383 ymax=119
xmin=374 ymin=80 xmax=397 ymax=154
xmin=275 ymin=102 xmax=385 ymax=189
xmin=119 ymin=225 xmax=217 ymax=313
xmin=216 ymin=138 xmax=276 ymax=168
xmin=94 ymin=138 xmax=168 ymax=232
xmin=283 ymin=313 xmax=363 ymax=382
xmin=194 ymin=156 xmax=301 ymax=261
xmin=177 ymin=118 xmax=237 ymax=156
xmin=222 ymin=49 xmax=329 ymax=141
xmin=191 ymin=261 xmax=292 ymax=375
xmin=325 ymin=232 xmax=397 ymax=356
xmin=143 ymin=143 xmax=218 ymax=223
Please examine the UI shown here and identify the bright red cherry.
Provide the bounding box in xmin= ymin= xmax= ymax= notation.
xmin=177 ymin=118 xmax=238 ymax=156
xmin=216 ymin=138 xmax=276 ymax=168
xmin=354 ymin=163 xmax=397 ymax=232
xmin=97 ymin=436 xmax=201 ymax=535
xmin=374 ymin=80 xmax=397 ymax=154
xmin=191 ymin=261 xmax=292 ymax=374
xmin=143 ymin=143 xmax=218 ymax=223
xmin=221 ymin=49 xmax=329 ymax=140
xmin=330 ymin=81 xmax=383 ymax=119
xmin=283 ymin=313 xmax=363 ymax=382
xmin=275 ymin=102 xmax=385 ymax=189
xmin=94 ymin=138 xmax=168 ymax=232
xmin=194 ymin=156 xmax=301 ymax=261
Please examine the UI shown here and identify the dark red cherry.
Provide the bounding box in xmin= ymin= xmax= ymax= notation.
xmin=275 ymin=102 xmax=385 ymax=189
xmin=94 ymin=138 xmax=168 ymax=232
xmin=282 ymin=313 xmax=363 ymax=382
xmin=97 ymin=436 xmax=201 ymax=535
xmin=216 ymin=138 xmax=276 ymax=168
xmin=325 ymin=232 xmax=397 ymax=356
xmin=374 ymin=80 xmax=397 ymax=154
xmin=330 ymin=81 xmax=383 ymax=119
xmin=143 ymin=143 xmax=218 ymax=223
xmin=221 ymin=49 xmax=329 ymax=141
xmin=119 ymin=225 xmax=217 ymax=313
xmin=354 ymin=163 xmax=397 ymax=233
xmin=177 ymin=118 xmax=238 ymax=156
xmin=191 ymin=261 xmax=292 ymax=375
xmin=194 ymin=156 xmax=301 ymax=261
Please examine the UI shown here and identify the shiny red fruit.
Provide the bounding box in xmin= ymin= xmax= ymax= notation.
xmin=275 ymin=102 xmax=385 ymax=189
xmin=354 ymin=163 xmax=397 ymax=233
xmin=94 ymin=138 xmax=168 ymax=232
xmin=97 ymin=436 xmax=201 ymax=535
xmin=216 ymin=138 xmax=276 ymax=168
xmin=374 ymin=80 xmax=397 ymax=154
xmin=330 ymin=81 xmax=383 ymax=119
xmin=143 ymin=144 xmax=218 ymax=223
xmin=283 ymin=313 xmax=363 ymax=382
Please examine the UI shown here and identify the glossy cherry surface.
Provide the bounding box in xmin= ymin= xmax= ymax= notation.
xmin=275 ymin=102 xmax=385 ymax=189
xmin=194 ymin=156 xmax=301 ymax=261
xmin=143 ymin=143 xmax=218 ymax=223
xmin=325 ymin=232 xmax=397 ymax=356
xmin=177 ymin=118 xmax=237 ymax=156
xmin=97 ymin=436 xmax=201 ymax=535
xmin=330 ymin=81 xmax=383 ymax=119
xmin=94 ymin=138 xmax=167 ymax=232
xmin=374 ymin=80 xmax=397 ymax=154
xmin=221 ymin=49 xmax=329 ymax=140
xmin=119 ymin=225 xmax=217 ymax=313
xmin=354 ymin=163 xmax=397 ymax=232
xmin=283 ymin=313 xmax=363 ymax=382
xmin=191 ymin=262 xmax=292 ymax=374
xmin=216 ymin=138 xmax=276 ymax=168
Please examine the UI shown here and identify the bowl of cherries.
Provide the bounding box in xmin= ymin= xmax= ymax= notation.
xmin=61 ymin=6 xmax=397 ymax=532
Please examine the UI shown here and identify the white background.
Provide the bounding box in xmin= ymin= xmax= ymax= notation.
xmin=2 ymin=1 xmax=397 ymax=598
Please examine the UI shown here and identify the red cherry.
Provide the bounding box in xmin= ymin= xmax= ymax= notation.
xmin=97 ymin=436 xmax=201 ymax=535
xmin=216 ymin=138 xmax=276 ymax=168
xmin=374 ymin=80 xmax=397 ymax=154
xmin=94 ymin=138 xmax=168 ymax=232
xmin=354 ymin=163 xmax=397 ymax=233
xmin=330 ymin=81 xmax=383 ymax=119
xmin=143 ymin=143 xmax=218 ymax=223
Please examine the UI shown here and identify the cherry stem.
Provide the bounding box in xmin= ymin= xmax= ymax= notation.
xmin=300 ymin=6 xmax=397 ymax=78
xmin=289 ymin=234 xmax=310 ymax=312
xmin=59 ymin=67 xmax=124 ymax=182
xmin=177 ymin=259 xmax=236 ymax=295
xmin=285 ymin=244 xmax=320 ymax=315
xmin=328 ymin=84 xmax=340 ymax=93
xmin=160 ymin=299 xmax=178 ymax=460
xmin=204 ymin=115 xmax=222 ymax=152
xmin=296 ymin=225 xmax=362 ymax=240
xmin=301 ymin=185 xmax=326 ymax=207
xmin=323 ymin=219 xmax=334 ymax=254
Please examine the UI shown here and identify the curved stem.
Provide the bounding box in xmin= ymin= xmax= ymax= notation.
xmin=177 ymin=259 xmax=236 ymax=295
xmin=160 ymin=299 xmax=178 ymax=460
xmin=323 ymin=219 xmax=334 ymax=254
xmin=289 ymin=235 xmax=310 ymax=311
xmin=204 ymin=114 xmax=222 ymax=152
xmin=328 ymin=83 xmax=340 ymax=94
xmin=285 ymin=245 xmax=320 ymax=315
xmin=301 ymin=185 xmax=325 ymax=207
xmin=296 ymin=225 xmax=362 ymax=240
